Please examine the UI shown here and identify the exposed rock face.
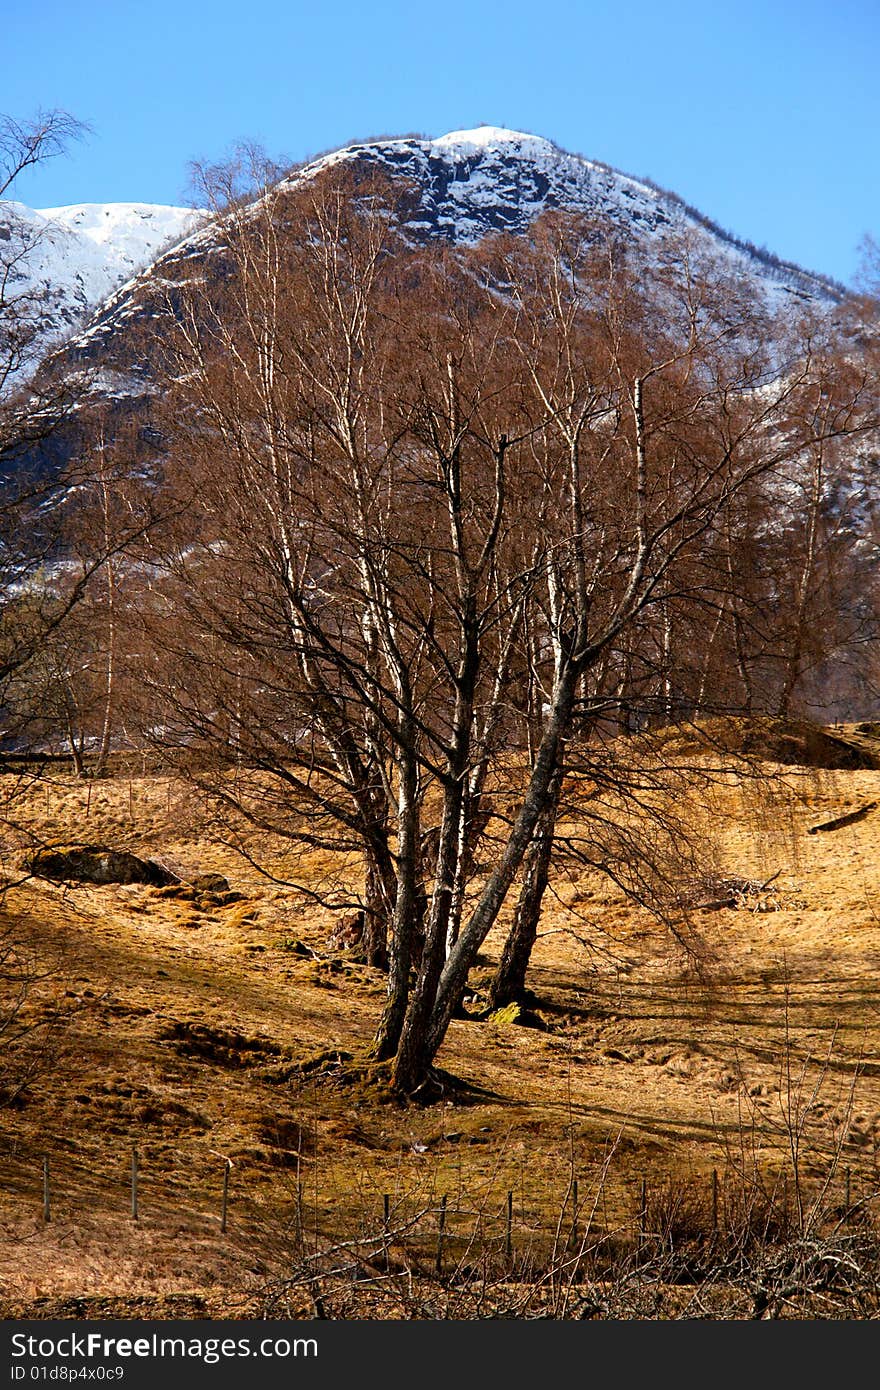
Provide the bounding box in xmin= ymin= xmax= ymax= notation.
xmin=8 ymin=127 xmax=847 ymax=480
xmin=296 ymin=128 xmax=839 ymax=301
xmin=19 ymin=123 xmax=833 ymax=425
xmin=26 ymin=844 xmax=179 ymax=887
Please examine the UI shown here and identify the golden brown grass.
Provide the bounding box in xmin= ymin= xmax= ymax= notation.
xmin=2 ymin=738 xmax=880 ymax=1316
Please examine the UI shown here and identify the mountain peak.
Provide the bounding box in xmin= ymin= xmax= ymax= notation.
xmin=429 ymin=127 xmax=556 ymax=155
xmin=13 ymin=125 xmax=842 ymax=386
xmin=0 ymin=197 xmax=199 ymax=378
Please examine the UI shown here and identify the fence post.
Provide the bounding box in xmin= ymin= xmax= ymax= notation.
xmin=42 ymin=1156 xmax=50 ymax=1223
xmin=712 ymin=1168 xmax=719 ymax=1233
xmin=435 ymin=1194 xmax=447 ymax=1275
xmin=292 ymin=1153 xmax=300 ymax=1247
xmin=220 ymin=1159 xmax=231 ymax=1233
xmin=568 ymin=1177 xmax=579 ymax=1251
xmin=295 ymin=1172 xmax=304 ymax=1250
xmin=382 ymin=1194 xmax=390 ymax=1272
xmin=131 ymin=1146 xmax=139 ymax=1222
xmin=506 ymin=1190 xmax=513 ymax=1262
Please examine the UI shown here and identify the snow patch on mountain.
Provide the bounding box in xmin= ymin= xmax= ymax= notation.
xmin=0 ymin=199 xmax=202 ymax=375
xmin=36 ymin=127 xmax=845 ymax=378
xmin=39 ymin=202 xmax=201 ymax=283
xmin=429 ymin=127 xmax=556 ymax=156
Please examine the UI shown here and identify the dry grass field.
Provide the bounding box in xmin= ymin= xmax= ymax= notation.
xmin=2 ymin=723 xmax=880 ymax=1318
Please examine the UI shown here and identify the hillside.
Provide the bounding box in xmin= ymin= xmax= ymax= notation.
xmin=7 ymin=128 xmax=842 ymax=370
xmin=1 ymin=125 xmax=879 ymax=1320
xmin=74 ymin=125 xmax=842 ymax=375
xmin=0 ymin=199 xmax=200 ymax=378
xmin=2 ymin=733 xmax=880 ymax=1318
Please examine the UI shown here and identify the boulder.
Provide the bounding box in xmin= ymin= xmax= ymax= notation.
xmin=26 ymin=844 xmax=179 ymax=888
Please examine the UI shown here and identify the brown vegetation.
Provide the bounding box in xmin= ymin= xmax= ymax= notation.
xmin=1 ymin=125 xmax=879 ymax=1318
xmin=1 ymin=732 xmax=880 ymax=1317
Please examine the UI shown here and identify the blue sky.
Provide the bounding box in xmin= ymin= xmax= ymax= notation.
xmin=4 ymin=0 xmax=878 ymax=285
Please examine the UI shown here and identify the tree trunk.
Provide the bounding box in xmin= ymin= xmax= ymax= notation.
xmin=660 ymin=596 xmax=673 ymax=723
xmin=94 ymin=565 xmax=116 ymax=779
xmin=731 ymin=609 xmax=754 ymax=715
xmin=390 ymin=592 xmax=481 ymax=1088
xmin=777 ymin=449 xmax=823 ymax=719
xmin=488 ymin=761 xmax=563 ymax=1009
xmin=363 ymin=839 xmax=394 ymax=969
xmin=391 ymin=666 xmax=578 ymax=1095
xmin=371 ymin=742 xmax=420 ymax=1061
xmin=389 ymin=771 xmax=466 ymax=1089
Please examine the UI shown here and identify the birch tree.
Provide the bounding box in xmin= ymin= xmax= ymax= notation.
xmin=144 ymin=166 xmax=873 ymax=1096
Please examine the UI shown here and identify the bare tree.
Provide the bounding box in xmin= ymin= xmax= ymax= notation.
xmin=1 ymin=110 xmax=89 ymax=435
xmin=0 ymin=109 xmax=100 ymax=719
xmin=3 ymin=418 xmax=160 ymax=773
xmin=137 ymin=160 xmax=873 ymax=1097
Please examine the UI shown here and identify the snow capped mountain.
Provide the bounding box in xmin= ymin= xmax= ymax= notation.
xmin=0 ymin=198 xmax=201 ymax=370
xmin=38 ymin=202 xmax=202 ymax=289
xmin=62 ymin=126 xmax=841 ymax=374
xmin=431 ymin=126 xmax=555 ymax=153
xmin=3 ymin=126 xmax=849 ymax=399
xmin=38 ymin=125 xmax=835 ymax=394
xmin=283 ymin=126 xmax=842 ymax=304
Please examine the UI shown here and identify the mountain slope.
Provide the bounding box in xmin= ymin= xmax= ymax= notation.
xmin=0 ymin=198 xmax=201 ymax=373
xmin=2 ymin=125 xmax=857 ymax=438
xmin=4 ymin=127 xmax=848 ymax=391
xmin=300 ymin=127 xmax=841 ymax=302
xmin=55 ymin=126 xmax=843 ymax=387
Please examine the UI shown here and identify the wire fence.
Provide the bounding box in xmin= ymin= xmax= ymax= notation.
xmin=4 ymin=1138 xmax=879 ymax=1282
